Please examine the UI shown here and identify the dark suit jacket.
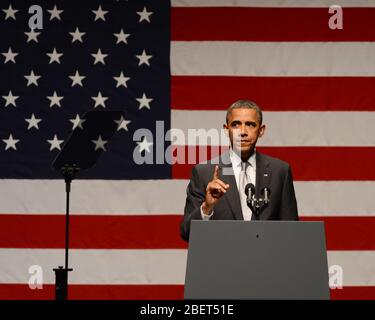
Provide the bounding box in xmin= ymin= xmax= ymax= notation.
xmin=180 ymin=151 xmax=298 ymax=242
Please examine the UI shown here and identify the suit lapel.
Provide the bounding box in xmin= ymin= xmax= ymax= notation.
xmin=218 ymin=153 xmax=243 ymax=220
xmin=255 ymin=152 xmax=272 ymax=210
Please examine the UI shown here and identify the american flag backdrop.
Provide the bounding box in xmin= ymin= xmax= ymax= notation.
xmin=1 ymin=0 xmax=375 ymax=300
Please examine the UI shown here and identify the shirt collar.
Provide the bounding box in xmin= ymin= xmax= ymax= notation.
xmin=229 ymin=148 xmax=256 ymax=169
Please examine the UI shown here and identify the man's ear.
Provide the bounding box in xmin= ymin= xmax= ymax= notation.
xmin=259 ymin=124 xmax=266 ymax=138
xmin=223 ymin=124 xmax=229 ymax=136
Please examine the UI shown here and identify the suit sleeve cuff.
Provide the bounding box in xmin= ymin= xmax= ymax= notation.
xmin=200 ymin=203 xmax=214 ymax=220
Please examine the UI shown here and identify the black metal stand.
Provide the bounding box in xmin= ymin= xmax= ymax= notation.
xmin=53 ymin=165 xmax=79 ymax=300
xmin=248 ymin=188 xmax=270 ymax=220
xmin=251 ymin=199 xmax=263 ymax=220
xmin=53 ymin=266 xmax=72 ymax=300
xmin=50 ymin=110 xmax=125 ymax=300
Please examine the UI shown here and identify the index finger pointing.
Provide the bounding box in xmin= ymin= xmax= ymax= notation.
xmin=213 ymin=165 xmax=219 ymax=180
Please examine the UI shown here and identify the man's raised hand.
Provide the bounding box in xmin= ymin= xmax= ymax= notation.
xmin=202 ymin=165 xmax=230 ymax=215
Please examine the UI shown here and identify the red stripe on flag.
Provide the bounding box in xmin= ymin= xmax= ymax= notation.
xmin=0 ymin=215 xmax=187 ymax=249
xmin=1 ymin=215 xmax=375 ymax=250
xmin=301 ymin=217 xmax=375 ymax=250
xmin=171 ymin=146 xmax=228 ymax=180
xmin=1 ymin=284 xmax=375 ymax=300
xmin=172 ymin=7 xmax=375 ymax=41
xmin=172 ymin=146 xmax=375 ymax=181
xmin=0 ymin=284 xmax=184 ymax=300
xmin=171 ymin=76 xmax=375 ymax=111
xmin=329 ymin=286 xmax=375 ymax=300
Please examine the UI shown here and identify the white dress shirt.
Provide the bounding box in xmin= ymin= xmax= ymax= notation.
xmin=201 ymin=149 xmax=257 ymax=220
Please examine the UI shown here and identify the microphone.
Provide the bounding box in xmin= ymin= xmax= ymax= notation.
xmin=261 ymin=187 xmax=271 ymax=205
xmin=245 ymin=183 xmax=255 ymax=209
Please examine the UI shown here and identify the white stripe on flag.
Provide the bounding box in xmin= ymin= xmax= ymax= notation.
xmin=171 ymin=42 xmax=375 ymax=76
xmin=1 ymin=248 xmax=375 ymax=286
xmin=0 ymin=180 xmax=374 ymax=216
xmin=171 ymin=110 xmax=375 ymax=147
xmin=0 ymin=249 xmax=187 ymax=284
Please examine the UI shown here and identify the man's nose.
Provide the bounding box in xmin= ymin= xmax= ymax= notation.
xmin=240 ymin=126 xmax=248 ymax=135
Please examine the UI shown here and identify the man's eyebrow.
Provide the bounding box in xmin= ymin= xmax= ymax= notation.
xmin=230 ymin=120 xmax=257 ymax=125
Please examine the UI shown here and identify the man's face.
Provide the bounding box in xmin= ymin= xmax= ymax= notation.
xmin=224 ymin=108 xmax=265 ymax=157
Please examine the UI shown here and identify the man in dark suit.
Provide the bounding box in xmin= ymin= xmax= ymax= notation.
xmin=180 ymin=100 xmax=298 ymax=242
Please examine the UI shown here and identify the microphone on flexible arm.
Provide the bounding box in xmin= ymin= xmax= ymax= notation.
xmin=245 ymin=183 xmax=255 ymax=213
xmin=260 ymin=171 xmax=272 ymax=212
xmin=245 ymin=183 xmax=271 ymax=220
xmin=261 ymin=187 xmax=271 ymax=205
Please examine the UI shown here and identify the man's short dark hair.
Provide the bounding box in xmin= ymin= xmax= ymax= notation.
xmin=226 ymin=100 xmax=263 ymax=125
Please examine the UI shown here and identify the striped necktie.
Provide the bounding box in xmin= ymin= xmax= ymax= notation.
xmin=239 ymin=162 xmax=252 ymax=221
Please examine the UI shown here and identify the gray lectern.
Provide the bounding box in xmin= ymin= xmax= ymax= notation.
xmin=184 ymin=221 xmax=330 ymax=300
